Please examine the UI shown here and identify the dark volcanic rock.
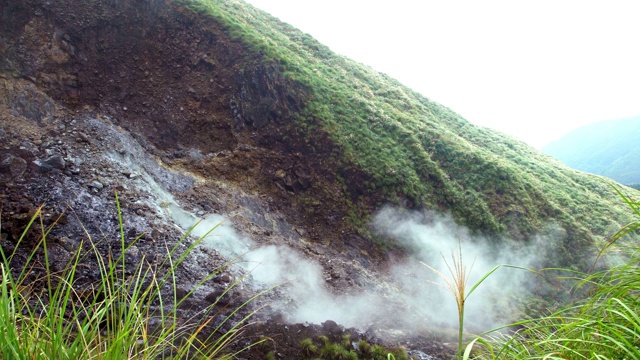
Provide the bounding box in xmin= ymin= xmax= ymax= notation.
xmin=0 ymin=154 xmax=27 ymax=181
xmin=322 ymin=319 xmax=344 ymax=335
xmin=43 ymin=154 xmax=66 ymax=170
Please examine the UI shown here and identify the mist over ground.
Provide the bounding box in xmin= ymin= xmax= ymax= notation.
xmin=177 ymin=202 xmax=562 ymax=333
xmin=373 ymin=207 xmax=561 ymax=331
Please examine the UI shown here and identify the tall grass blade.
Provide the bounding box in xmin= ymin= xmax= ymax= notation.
xmin=0 ymin=194 xmax=269 ymax=359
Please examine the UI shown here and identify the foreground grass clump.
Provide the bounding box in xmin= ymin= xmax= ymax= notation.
xmin=466 ymin=187 xmax=640 ymax=359
xmin=299 ymin=335 xmax=409 ymax=360
xmin=0 ymin=194 xmax=265 ymax=359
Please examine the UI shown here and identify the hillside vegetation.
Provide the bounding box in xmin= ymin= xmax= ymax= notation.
xmin=470 ymin=188 xmax=640 ymax=359
xmin=543 ymin=116 xmax=640 ymax=185
xmin=177 ymin=0 xmax=636 ymax=264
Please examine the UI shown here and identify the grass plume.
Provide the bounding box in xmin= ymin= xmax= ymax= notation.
xmin=422 ymin=241 xmax=505 ymax=359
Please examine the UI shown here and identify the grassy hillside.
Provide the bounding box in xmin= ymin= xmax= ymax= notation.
xmin=174 ymin=0 xmax=635 ymax=265
xmin=543 ymin=116 xmax=640 ymax=185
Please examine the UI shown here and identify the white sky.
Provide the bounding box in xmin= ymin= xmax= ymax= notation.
xmin=243 ymin=0 xmax=640 ymax=148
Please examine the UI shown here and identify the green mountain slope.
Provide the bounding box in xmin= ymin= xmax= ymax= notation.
xmin=542 ymin=117 xmax=640 ymax=185
xmin=1 ymin=0 xmax=637 ymax=271
xmin=176 ymin=0 xmax=637 ymax=263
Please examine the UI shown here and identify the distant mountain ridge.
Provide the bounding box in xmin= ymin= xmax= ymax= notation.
xmin=542 ymin=117 xmax=640 ymax=185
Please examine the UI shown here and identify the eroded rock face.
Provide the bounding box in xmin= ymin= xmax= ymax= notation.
xmin=0 ymin=0 xmax=359 ymax=251
xmin=4 ymin=0 xmax=305 ymax=153
xmin=0 ymin=0 xmax=365 ymax=310
xmin=0 ymin=75 xmax=413 ymax=359
xmin=0 ymin=0 xmax=365 ymax=291
xmin=231 ymin=63 xmax=304 ymax=130
xmin=0 ymin=1 xmax=450 ymax=358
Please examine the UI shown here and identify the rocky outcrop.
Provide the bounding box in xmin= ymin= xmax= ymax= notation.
xmin=0 ymin=0 xmax=356 ymax=247
xmin=231 ymin=63 xmax=304 ymax=130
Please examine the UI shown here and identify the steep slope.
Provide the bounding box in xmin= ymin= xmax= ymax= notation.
xmin=543 ymin=116 xmax=640 ymax=185
xmin=0 ymin=0 xmax=638 ymax=358
xmin=0 ymin=0 xmax=636 ymax=270
xmin=175 ymin=0 xmax=637 ymax=262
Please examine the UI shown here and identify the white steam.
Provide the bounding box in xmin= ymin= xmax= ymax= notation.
xmin=373 ymin=206 xmax=556 ymax=331
xmin=169 ymin=204 xmax=384 ymax=327
xmin=167 ymin=203 xmax=251 ymax=257
xmin=230 ymin=243 xmax=386 ymax=326
xmin=170 ymin=200 xmax=558 ymax=333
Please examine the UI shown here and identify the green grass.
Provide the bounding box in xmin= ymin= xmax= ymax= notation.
xmin=298 ymin=336 xmax=408 ymax=360
xmin=300 ymin=337 xmax=319 ymax=356
xmin=464 ymin=188 xmax=640 ymax=359
xmin=0 ymin=193 xmax=268 ymax=359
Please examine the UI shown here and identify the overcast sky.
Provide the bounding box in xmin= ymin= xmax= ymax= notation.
xmin=243 ymin=0 xmax=640 ymax=148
